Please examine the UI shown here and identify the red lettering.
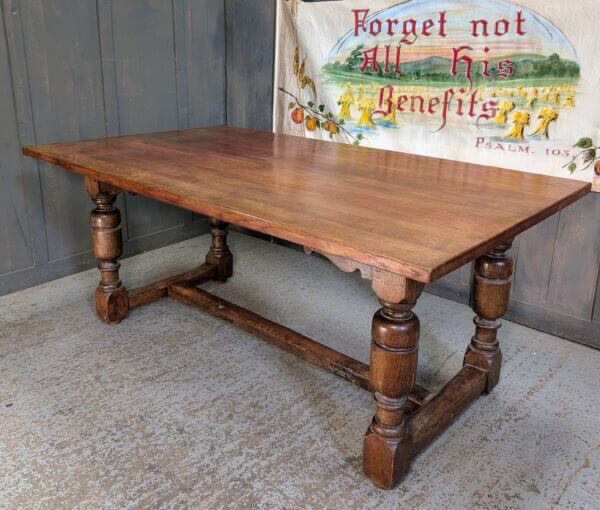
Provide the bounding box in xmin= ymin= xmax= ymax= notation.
xmin=386 ymin=19 xmax=399 ymax=36
xmin=428 ymin=97 xmax=441 ymax=114
xmin=482 ymin=47 xmax=491 ymax=77
xmin=403 ymin=19 xmax=417 ymax=37
xmin=496 ymin=59 xmax=514 ymax=79
xmin=375 ymin=85 xmax=394 ymax=116
xmin=410 ymin=95 xmax=425 ymax=113
xmin=515 ymin=11 xmax=526 ymax=35
xmin=397 ymin=95 xmax=409 ymax=112
xmin=361 ymin=46 xmax=379 ymax=73
xmin=436 ymin=88 xmax=455 ymax=131
xmin=495 ymin=19 xmax=510 ymax=36
xmin=478 ymin=100 xmax=498 ymax=123
xmin=370 ymin=19 xmax=382 ymax=36
xmin=468 ymin=92 xmax=479 ymax=116
xmin=422 ymin=19 xmax=434 ymax=36
xmin=456 ymin=89 xmax=466 ymax=116
xmin=439 ymin=11 xmax=447 ymax=37
xmin=471 ymin=19 xmax=489 ymax=37
xmin=451 ymin=46 xmax=474 ymax=88
xmin=353 ymin=9 xmax=369 ymax=36
xmin=383 ymin=45 xmax=391 ymax=74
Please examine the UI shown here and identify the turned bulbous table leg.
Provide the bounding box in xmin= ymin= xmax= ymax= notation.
xmin=363 ymin=278 xmax=423 ymax=489
xmin=86 ymin=178 xmax=128 ymax=324
xmin=464 ymin=242 xmax=514 ymax=392
xmin=205 ymin=218 xmax=233 ymax=283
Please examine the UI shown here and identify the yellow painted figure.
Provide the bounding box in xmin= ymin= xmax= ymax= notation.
xmin=337 ymin=83 xmax=355 ymax=120
xmin=563 ymin=93 xmax=575 ymax=109
xmin=357 ymin=84 xmax=365 ymax=104
xmin=530 ymin=107 xmax=559 ymax=139
xmin=357 ymin=98 xmax=376 ymax=128
xmin=503 ymin=110 xmax=530 ymax=141
xmin=383 ymin=100 xmax=398 ymax=125
xmin=524 ymin=88 xmax=538 ymax=109
xmin=493 ymin=100 xmax=515 ymax=125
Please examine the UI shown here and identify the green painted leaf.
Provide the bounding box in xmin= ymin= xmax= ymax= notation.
xmin=583 ymin=148 xmax=597 ymax=163
xmin=568 ymin=162 xmax=577 ymax=174
xmin=319 ymin=104 xmax=325 ymax=112
xmin=307 ymin=101 xmax=314 ymax=108
xmin=288 ymin=102 xmax=295 ymax=110
xmin=574 ymin=137 xmax=593 ymax=149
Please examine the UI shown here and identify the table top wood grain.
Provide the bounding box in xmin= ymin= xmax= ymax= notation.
xmin=23 ymin=126 xmax=590 ymax=283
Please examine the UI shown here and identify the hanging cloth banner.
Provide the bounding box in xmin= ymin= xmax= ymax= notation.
xmin=273 ymin=0 xmax=600 ymax=191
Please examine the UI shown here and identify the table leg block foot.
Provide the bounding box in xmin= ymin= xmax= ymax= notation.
xmin=95 ymin=287 xmax=128 ymax=325
xmin=363 ymin=425 xmax=412 ymax=490
xmin=464 ymin=342 xmax=502 ymax=393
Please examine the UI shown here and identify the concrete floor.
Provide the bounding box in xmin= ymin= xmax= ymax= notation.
xmin=0 ymin=233 xmax=599 ymax=509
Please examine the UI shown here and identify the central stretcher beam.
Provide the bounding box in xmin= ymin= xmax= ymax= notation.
xmin=168 ymin=281 xmax=434 ymax=412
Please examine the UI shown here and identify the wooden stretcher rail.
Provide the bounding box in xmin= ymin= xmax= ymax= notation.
xmin=408 ymin=365 xmax=487 ymax=454
xmin=170 ymin=280 xmax=371 ymax=388
xmin=168 ymin=281 xmax=434 ymax=413
xmin=128 ymin=263 xmax=216 ymax=309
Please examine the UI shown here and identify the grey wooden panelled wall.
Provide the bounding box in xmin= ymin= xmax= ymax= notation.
xmin=0 ymin=0 xmax=225 ymax=295
xmin=1 ymin=1 xmax=598 ymax=349
xmin=225 ymin=0 xmax=600 ymax=349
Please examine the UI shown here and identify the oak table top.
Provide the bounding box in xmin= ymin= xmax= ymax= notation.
xmin=23 ymin=126 xmax=590 ymax=283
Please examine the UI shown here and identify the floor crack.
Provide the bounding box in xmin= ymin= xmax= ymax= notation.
xmin=551 ymin=443 xmax=599 ymax=507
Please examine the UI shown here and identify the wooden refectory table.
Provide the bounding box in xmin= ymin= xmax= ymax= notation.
xmin=23 ymin=126 xmax=591 ymax=489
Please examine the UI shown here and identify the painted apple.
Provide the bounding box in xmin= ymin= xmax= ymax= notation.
xmin=305 ymin=117 xmax=318 ymax=131
xmin=596 ymin=160 xmax=600 ymax=176
xmin=291 ymin=107 xmax=304 ymax=124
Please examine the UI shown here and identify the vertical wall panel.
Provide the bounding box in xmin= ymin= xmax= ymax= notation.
xmin=512 ymin=214 xmax=560 ymax=304
xmin=225 ymin=0 xmax=275 ymax=130
xmin=546 ymin=194 xmax=600 ymax=320
xmin=427 ymin=264 xmax=472 ymax=305
xmin=19 ymin=0 xmax=106 ymax=261
xmin=184 ymin=0 xmax=226 ymax=127
xmin=110 ymin=0 xmax=184 ymax=239
xmin=0 ymin=1 xmax=33 ymax=275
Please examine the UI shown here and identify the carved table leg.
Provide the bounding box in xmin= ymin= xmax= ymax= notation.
xmin=363 ymin=276 xmax=424 ymax=489
xmin=205 ymin=218 xmax=233 ymax=282
xmin=86 ymin=178 xmax=128 ymax=324
xmin=464 ymin=242 xmax=513 ymax=393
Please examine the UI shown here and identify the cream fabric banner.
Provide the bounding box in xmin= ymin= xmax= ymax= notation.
xmin=273 ymin=0 xmax=600 ymax=191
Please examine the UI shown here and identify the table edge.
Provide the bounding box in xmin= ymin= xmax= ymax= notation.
xmin=22 ymin=144 xmax=592 ymax=284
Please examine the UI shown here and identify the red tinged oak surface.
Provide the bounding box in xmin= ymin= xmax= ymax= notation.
xmin=23 ymin=126 xmax=590 ymax=283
